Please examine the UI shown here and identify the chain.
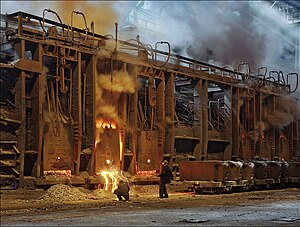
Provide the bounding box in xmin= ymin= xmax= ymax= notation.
xmin=143 ymin=82 xmax=147 ymax=129
xmin=52 ymin=46 xmax=60 ymax=136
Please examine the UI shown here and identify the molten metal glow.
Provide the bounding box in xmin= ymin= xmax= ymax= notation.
xmin=99 ymin=170 xmax=118 ymax=192
xmin=96 ymin=118 xmax=116 ymax=129
xmin=137 ymin=170 xmax=156 ymax=176
xmin=119 ymin=130 xmax=123 ymax=165
xmin=106 ymin=159 xmax=111 ymax=164
xmin=44 ymin=170 xmax=71 ymax=176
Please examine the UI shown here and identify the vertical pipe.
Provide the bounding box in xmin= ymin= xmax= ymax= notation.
xmin=193 ymin=79 xmax=202 ymax=160
xmin=15 ymin=39 xmax=25 ymax=187
xmin=75 ymin=52 xmax=82 ymax=175
xmin=115 ymin=22 xmax=118 ymax=52
xmin=37 ymin=43 xmax=44 ymax=178
xmin=255 ymin=92 xmax=262 ymax=157
xmin=16 ymin=71 xmax=26 ymax=187
xmin=165 ymin=73 xmax=175 ymax=155
xmin=202 ymin=80 xmax=208 ymax=159
xmin=128 ymin=66 xmax=138 ymax=175
xmin=156 ymin=74 xmax=165 ymax=170
xmin=232 ymin=86 xmax=240 ymax=159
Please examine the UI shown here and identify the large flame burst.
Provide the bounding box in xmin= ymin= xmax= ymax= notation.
xmin=99 ymin=170 xmax=119 ymax=192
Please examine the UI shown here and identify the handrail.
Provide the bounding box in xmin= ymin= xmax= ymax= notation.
xmin=3 ymin=11 xmax=296 ymax=90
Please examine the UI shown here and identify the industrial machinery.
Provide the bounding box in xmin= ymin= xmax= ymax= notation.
xmin=0 ymin=11 xmax=299 ymax=191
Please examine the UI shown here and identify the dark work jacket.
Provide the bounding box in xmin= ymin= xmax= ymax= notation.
xmin=158 ymin=165 xmax=172 ymax=184
xmin=114 ymin=181 xmax=130 ymax=196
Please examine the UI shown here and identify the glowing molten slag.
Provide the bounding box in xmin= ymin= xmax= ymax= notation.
xmin=99 ymin=170 xmax=118 ymax=192
xmin=44 ymin=170 xmax=72 ymax=176
xmin=96 ymin=118 xmax=116 ymax=129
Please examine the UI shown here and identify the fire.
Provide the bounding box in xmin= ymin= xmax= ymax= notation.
xmin=44 ymin=170 xmax=72 ymax=176
xmin=137 ymin=170 xmax=157 ymax=176
xmin=98 ymin=170 xmax=119 ymax=192
xmin=96 ymin=118 xmax=117 ymax=129
xmin=119 ymin=129 xmax=123 ymax=166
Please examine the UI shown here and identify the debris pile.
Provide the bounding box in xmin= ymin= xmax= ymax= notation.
xmin=38 ymin=184 xmax=89 ymax=203
xmin=38 ymin=184 xmax=116 ymax=203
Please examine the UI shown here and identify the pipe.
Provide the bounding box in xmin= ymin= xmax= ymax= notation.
xmin=42 ymin=8 xmax=64 ymax=39
xmin=91 ymin=21 xmax=95 ymax=50
xmin=69 ymin=67 xmax=73 ymax=119
xmin=154 ymin=41 xmax=171 ymax=67
xmin=82 ymin=73 xmax=86 ymax=137
xmin=115 ymin=22 xmax=118 ymax=52
xmin=286 ymin=72 xmax=299 ymax=93
xmin=257 ymin=66 xmax=267 ymax=86
xmin=69 ymin=11 xmax=88 ymax=45
xmin=278 ymin=71 xmax=286 ymax=86
xmin=59 ymin=48 xmax=68 ymax=93
xmin=269 ymin=71 xmax=279 ymax=87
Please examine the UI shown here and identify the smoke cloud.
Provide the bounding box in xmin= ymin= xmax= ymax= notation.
xmin=264 ymin=95 xmax=300 ymax=129
xmin=1 ymin=1 xmax=134 ymax=35
xmin=95 ymin=58 xmax=137 ymax=142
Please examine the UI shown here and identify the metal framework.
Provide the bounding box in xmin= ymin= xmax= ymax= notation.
xmin=0 ymin=11 xmax=299 ymax=190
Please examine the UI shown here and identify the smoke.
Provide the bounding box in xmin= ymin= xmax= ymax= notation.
xmin=1 ymin=1 xmax=134 ymax=35
xmin=264 ymin=95 xmax=300 ymax=129
xmin=128 ymin=1 xmax=266 ymax=71
xmin=119 ymin=1 xmax=298 ymax=95
xmin=95 ymin=56 xmax=137 ymax=141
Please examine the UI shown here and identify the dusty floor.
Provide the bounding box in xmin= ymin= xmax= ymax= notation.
xmin=0 ymin=184 xmax=300 ymax=217
xmin=0 ymin=184 xmax=300 ymax=226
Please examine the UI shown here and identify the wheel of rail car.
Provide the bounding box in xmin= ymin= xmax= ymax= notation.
xmin=47 ymin=26 xmax=58 ymax=37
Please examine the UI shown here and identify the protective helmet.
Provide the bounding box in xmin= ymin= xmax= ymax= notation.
xmin=162 ymin=160 xmax=168 ymax=165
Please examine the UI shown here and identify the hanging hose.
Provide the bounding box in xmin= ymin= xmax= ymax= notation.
xmin=68 ymin=11 xmax=88 ymax=45
xmin=278 ymin=71 xmax=286 ymax=87
xmin=286 ymin=72 xmax=299 ymax=93
xmin=42 ymin=8 xmax=64 ymax=39
xmin=257 ymin=66 xmax=267 ymax=86
xmin=126 ymin=38 xmax=154 ymax=63
xmin=269 ymin=71 xmax=279 ymax=87
xmin=221 ymin=65 xmax=235 ymax=78
xmin=59 ymin=47 xmax=68 ymax=93
xmin=236 ymin=62 xmax=250 ymax=82
xmin=154 ymin=41 xmax=171 ymax=67
xmin=148 ymin=77 xmax=156 ymax=107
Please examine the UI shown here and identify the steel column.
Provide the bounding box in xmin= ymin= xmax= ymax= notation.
xmin=193 ymin=79 xmax=202 ymax=160
xmin=165 ymin=73 xmax=174 ymax=154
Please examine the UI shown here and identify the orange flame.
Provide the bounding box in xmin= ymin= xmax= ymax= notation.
xmin=98 ymin=170 xmax=119 ymax=192
xmin=96 ymin=118 xmax=117 ymax=129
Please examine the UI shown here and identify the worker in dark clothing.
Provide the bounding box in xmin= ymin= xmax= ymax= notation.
xmin=157 ymin=160 xmax=172 ymax=198
xmin=114 ymin=180 xmax=130 ymax=201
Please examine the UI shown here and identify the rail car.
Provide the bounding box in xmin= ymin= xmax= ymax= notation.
xmin=0 ymin=10 xmax=299 ymax=191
